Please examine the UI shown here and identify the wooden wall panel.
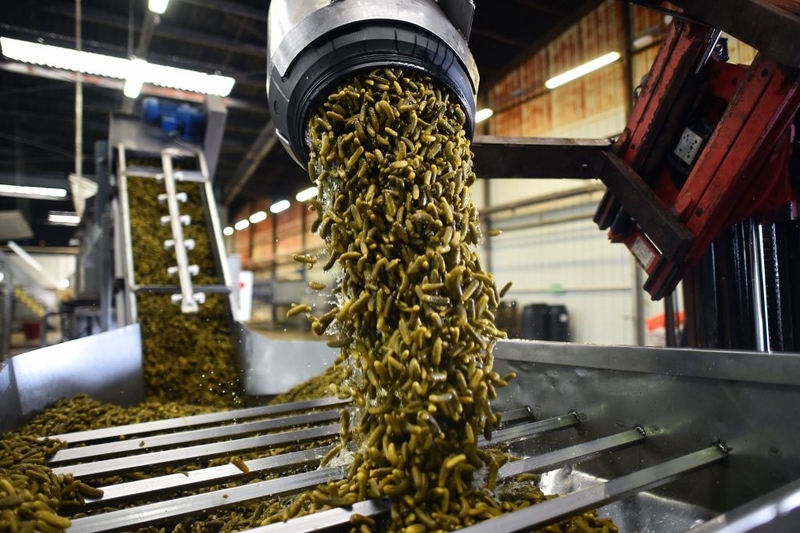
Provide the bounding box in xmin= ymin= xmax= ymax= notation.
xmin=489 ymin=0 xmax=625 ymax=139
xmin=275 ymin=202 xmax=305 ymax=259
xmin=631 ymin=4 xmax=665 ymax=36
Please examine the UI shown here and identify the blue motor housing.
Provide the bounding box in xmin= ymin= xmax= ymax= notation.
xmin=142 ymin=98 xmax=207 ymax=142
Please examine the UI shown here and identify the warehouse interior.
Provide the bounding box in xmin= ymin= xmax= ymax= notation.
xmin=2 ymin=0 xmax=800 ymax=532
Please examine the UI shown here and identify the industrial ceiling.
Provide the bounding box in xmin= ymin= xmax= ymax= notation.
xmin=0 ymin=0 xmax=599 ymax=246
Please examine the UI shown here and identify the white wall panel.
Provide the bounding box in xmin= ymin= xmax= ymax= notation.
xmin=488 ymin=198 xmax=637 ymax=344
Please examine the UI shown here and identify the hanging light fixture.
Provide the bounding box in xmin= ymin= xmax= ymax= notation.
xmin=545 ymin=51 xmax=621 ymax=89
xmin=0 ymin=37 xmax=236 ymax=97
xmin=270 ymin=200 xmax=291 ymax=214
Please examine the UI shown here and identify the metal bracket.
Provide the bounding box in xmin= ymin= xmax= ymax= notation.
xmin=161 ymin=150 xmax=200 ymax=314
xmin=437 ymin=0 xmax=475 ymax=40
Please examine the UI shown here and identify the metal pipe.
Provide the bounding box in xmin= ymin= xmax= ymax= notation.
xmin=491 ymin=211 xmax=596 ymax=233
xmin=479 ymin=183 xmax=605 ymax=217
xmin=161 ymin=151 xmax=199 ymax=314
xmin=633 ymin=258 xmax=646 ymax=346
xmin=1 ymin=268 xmax=12 ymax=359
xmin=750 ymin=221 xmax=769 ymax=351
xmin=121 ymin=10 xmax=158 ymax=113
xmin=665 ymin=291 xmax=678 ymax=347
xmin=621 ymin=0 xmax=634 ymax=115
xmin=68 ymin=465 xmax=349 ymax=533
xmin=47 ymin=396 xmax=348 ymax=444
xmin=75 ymin=0 xmax=83 ymax=181
xmin=7 ymin=241 xmax=62 ymax=290
xmin=50 ymin=408 xmax=343 ymax=464
xmin=622 ymin=0 xmax=646 ymax=347
xmin=199 ymin=154 xmax=237 ymax=316
xmin=53 ymin=421 xmax=341 ymax=479
xmin=87 ymin=446 xmax=334 ymax=509
xmin=457 ymin=446 xmax=728 ymax=533
xmin=507 ymin=285 xmax=632 ymax=294
xmin=497 ymin=428 xmax=647 ymax=480
xmin=115 ymin=145 xmax=139 ymax=325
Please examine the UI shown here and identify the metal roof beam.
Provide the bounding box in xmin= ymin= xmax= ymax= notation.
xmin=44 ymin=4 xmax=264 ymax=58
xmin=176 ymin=0 xmax=268 ymax=22
xmin=0 ymin=62 xmax=268 ymax=114
xmin=512 ymin=0 xmax=567 ymax=16
xmin=0 ymin=23 xmax=263 ymax=88
xmin=471 ymin=28 xmax=527 ymax=48
xmin=0 ymin=173 xmax=73 ymax=190
xmin=222 ymin=121 xmax=278 ymax=205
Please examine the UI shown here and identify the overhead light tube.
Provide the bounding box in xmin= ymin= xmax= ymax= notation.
xmin=0 ymin=37 xmax=235 ymax=97
xmin=295 ymin=186 xmax=318 ymax=202
xmin=123 ymin=58 xmax=147 ymax=99
xmin=48 ymin=211 xmax=81 ymax=225
xmin=223 ymin=226 xmax=234 ymax=236
xmin=475 ymin=108 xmax=494 ymax=123
xmin=0 ymin=184 xmax=68 ymax=199
xmin=545 ymin=51 xmax=621 ymax=89
xmin=148 ymin=0 xmax=170 ymax=15
xmin=249 ymin=211 xmax=268 ymax=224
xmin=270 ymin=200 xmax=290 ymax=214
xmin=234 ymin=219 xmax=250 ymax=231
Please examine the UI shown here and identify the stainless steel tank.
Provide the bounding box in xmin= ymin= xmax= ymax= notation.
xmin=266 ymin=0 xmax=480 ymax=166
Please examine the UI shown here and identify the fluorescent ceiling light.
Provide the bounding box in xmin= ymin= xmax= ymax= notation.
xmin=123 ymin=58 xmax=147 ymax=99
xmin=149 ymin=0 xmax=170 ymax=14
xmin=48 ymin=211 xmax=81 ymax=225
xmin=59 ymin=279 xmax=71 ymax=289
xmin=0 ymin=37 xmax=235 ymax=97
xmin=234 ymin=219 xmax=250 ymax=231
xmin=249 ymin=211 xmax=268 ymax=224
xmin=475 ymin=108 xmax=494 ymax=123
xmin=0 ymin=184 xmax=68 ymax=199
xmin=223 ymin=226 xmax=234 ymax=236
xmin=123 ymin=78 xmax=142 ymax=99
xmin=632 ymin=34 xmax=656 ymax=51
xmin=270 ymin=200 xmax=290 ymax=214
xmin=295 ymin=186 xmax=318 ymax=202
xmin=545 ymin=51 xmax=621 ymax=89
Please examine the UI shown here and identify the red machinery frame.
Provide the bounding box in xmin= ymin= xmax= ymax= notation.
xmin=594 ymin=15 xmax=800 ymax=299
xmin=471 ymin=2 xmax=800 ymax=302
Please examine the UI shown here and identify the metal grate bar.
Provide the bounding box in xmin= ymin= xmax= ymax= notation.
xmin=688 ymin=477 xmax=800 ymax=532
xmin=458 ymin=446 xmax=728 ymax=533
xmin=124 ymin=168 xmax=205 ymax=182
xmin=68 ymin=466 xmax=349 ymax=533
xmin=53 ymin=423 xmax=340 ymax=478
xmin=134 ymin=284 xmax=231 ymax=294
xmin=80 ymin=409 xmax=549 ymax=508
xmin=479 ymin=412 xmax=580 ymax=445
xmin=63 ymin=412 xmax=576 ymax=531
xmin=497 ymin=428 xmax=647 ymax=481
xmin=250 ymin=499 xmax=393 ymax=533
xmin=245 ymin=413 xmax=581 ymax=533
xmin=45 ymin=397 xmax=348 ymax=444
xmin=85 ymin=446 xmax=335 ymax=509
xmin=49 ymin=408 xmax=343 ymax=464
xmin=497 ymin=406 xmax=535 ymax=426
xmin=254 ymin=445 xmax=726 ymax=533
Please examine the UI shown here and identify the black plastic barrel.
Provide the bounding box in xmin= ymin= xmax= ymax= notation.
xmin=548 ymin=305 xmax=570 ymax=342
xmin=521 ymin=304 xmax=550 ymax=340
